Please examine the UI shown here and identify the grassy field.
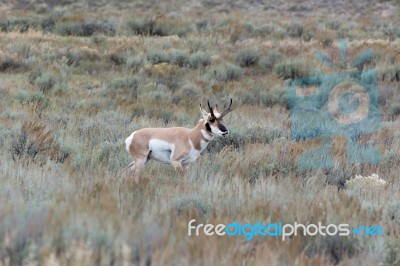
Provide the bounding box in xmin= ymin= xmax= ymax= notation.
xmin=1 ymin=0 xmax=400 ymax=265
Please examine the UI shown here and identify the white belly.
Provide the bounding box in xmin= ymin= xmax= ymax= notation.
xmin=182 ymin=149 xmax=200 ymax=163
xmin=148 ymin=139 xmax=173 ymax=163
xmin=182 ymin=140 xmax=201 ymax=164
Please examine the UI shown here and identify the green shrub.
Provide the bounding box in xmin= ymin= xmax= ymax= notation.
xmin=188 ymin=52 xmax=211 ymax=68
xmin=172 ymin=83 xmax=202 ymax=105
xmin=195 ymin=20 xmax=208 ymax=31
xmin=126 ymin=18 xmax=190 ymax=37
xmin=110 ymin=77 xmax=139 ymax=90
xmin=305 ymin=235 xmax=358 ymax=265
xmin=35 ymin=72 xmax=56 ymax=94
xmin=10 ymin=120 xmax=60 ymax=164
xmin=207 ymin=125 xmax=286 ymax=153
xmin=350 ymin=49 xmax=375 ymax=70
xmin=27 ymin=92 xmax=50 ymax=117
xmin=170 ymin=50 xmax=189 ymax=67
xmin=253 ymin=24 xmax=274 ymax=36
xmin=95 ymin=141 xmax=120 ymax=165
xmin=261 ymin=88 xmax=288 ymax=107
xmin=0 ymin=57 xmax=21 ymax=72
xmin=388 ymin=102 xmax=400 ymax=119
xmin=320 ymin=37 xmax=333 ymax=48
xmin=380 ymin=65 xmax=400 ymax=82
xmin=10 ymin=43 xmax=32 ymax=60
xmin=0 ymin=18 xmax=40 ymax=32
xmin=385 ymin=239 xmax=400 ymax=265
xmin=260 ymin=50 xmax=283 ymax=70
xmin=126 ymin=55 xmax=144 ymax=71
xmin=56 ymin=20 xmax=116 ymax=37
xmin=40 ymin=17 xmax=55 ymax=32
xmin=274 ymin=60 xmax=310 ymax=79
xmin=157 ymin=72 xmax=182 ymax=93
xmin=235 ymin=48 xmax=260 ymax=67
xmin=224 ymin=64 xmax=243 ymax=81
xmin=147 ymin=50 xmax=171 ymax=64
xmin=15 ymin=89 xmax=30 ymax=104
xmin=232 ymin=88 xmax=258 ymax=105
xmin=29 ymin=68 xmax=43 ymax=84
xmin=109 ymin=52 xmax=126 ymax=65
xmin=56 ymin=22 xmax=84 ymax=36
xmin=109 ymin=77 xmax=140 ymax=99
xmin=208 ymin=63 xmax=242 ymax=82
xmin=175 ymin=196 xmax=211 ymax=221
xmin=29 ymin=68 xmax=57 ymax=93
xmin=126 ymin=18 xmax=153 ymax=35
xmin=326 ymin=20 xmax=341 ymax=30
xmin=302 ymin=30 xmax=314 ymax=42
xmin=57 ymin=141 xmax=71 ymax=163
xmin=286 ymin=22 xmax=303 ymax=38
xmin=91 ymin=35 xmax=107 ymax=45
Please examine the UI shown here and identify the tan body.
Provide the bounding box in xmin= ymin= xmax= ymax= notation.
xmin=125 ymin=100 xmax=232 ymax=183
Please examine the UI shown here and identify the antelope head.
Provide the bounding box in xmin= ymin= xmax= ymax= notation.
xmin=200 ymin=99 xmax=233 ymax=137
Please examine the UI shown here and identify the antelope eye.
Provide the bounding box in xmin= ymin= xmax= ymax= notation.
xmin=209 ymin=117 xmax=216 ymax=123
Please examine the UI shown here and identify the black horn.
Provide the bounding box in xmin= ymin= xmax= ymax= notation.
xmin=220 ymin=99 xmax=233 ymax=118
xmin=207 ymin=100 xmax=215 ymax=117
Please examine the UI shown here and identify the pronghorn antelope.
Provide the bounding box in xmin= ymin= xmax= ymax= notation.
xmin=125 ymin=99 xmax=233 ymax=183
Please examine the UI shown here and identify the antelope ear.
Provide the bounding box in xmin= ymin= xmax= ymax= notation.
xmin=213 ymin=107 xmax=221 ymax=118
xmin=200 ymin=105 xmax=209 ymax=120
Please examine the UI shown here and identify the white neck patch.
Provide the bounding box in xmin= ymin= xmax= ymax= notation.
xmin=201 ymin=129 xmax=213 ymax=141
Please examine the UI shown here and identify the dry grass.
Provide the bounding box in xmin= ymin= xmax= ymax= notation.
xmin=1 ymin=0 xmax=400 ymax=265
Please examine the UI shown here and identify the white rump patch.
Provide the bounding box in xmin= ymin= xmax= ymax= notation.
xmin=125 ymin=131 xmax=136 ymax=153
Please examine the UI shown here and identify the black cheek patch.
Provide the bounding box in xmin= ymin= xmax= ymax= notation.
xmin=205 ymin=122 xmax=212 ymax=132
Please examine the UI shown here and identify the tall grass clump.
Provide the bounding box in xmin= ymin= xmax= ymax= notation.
xmin=274 ymin=60 xmax=311 ymax=79
xmin=10 ymin=120 xmax=62 ymax=164
xmin=35 ymin=72 xmax=57 ymax=94
xmin=261 ymin=88 xmax=288 ymax=107
xmin=29 ymin=69 xmax=58 ymax=94
xmin=14 ymin=89 xmax=50 ymax=117
xmin=260 ymin=50 xmax=283 ymax=70
xmin=286 ymin=22 xmax=304 ymax=38
xmin=56 ymin=20 xmax=116 ymax=36
xmin=170 ymin=50 xmax=189 ymax=67
xmin=0 ymin=17 xmax=40 ymax=32
xmin=109 ymin=77 xmax=140 ymax=99
xmin=208 ymin=63 xmax=242 ymax=82
xmin=126 ymin=55 xmax=145 ymax=72
xmin=147 ymin=50 xmax=171 ymax=64
xmin=195 ymin=19 xmax=208 ymax=31
xmin=172 ymin=83 xmax=202 ymax=105
xmin=235 ymin=48 xmax=260 ymax=67
xmin=126 ymin=18 xmax=190 ymax=37
xmin=0 ymin=56 xmax=21 ymax=72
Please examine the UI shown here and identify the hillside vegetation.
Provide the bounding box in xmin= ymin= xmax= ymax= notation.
xmin=1 ymin=0 xmax=400 ymax=265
